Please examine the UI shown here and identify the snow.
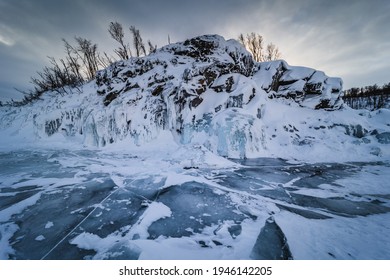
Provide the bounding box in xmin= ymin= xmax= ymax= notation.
xmin=45 ymin=222 xmax=54 ymax=229
xmin=277 ymin=211 xmax=390 ymax=259
xmin=35 ymin=235 xmax=46 ymax=241
xmin=127 ymin=201 xmax=172 ymax=240
xmin=0 ymin=34 xmax=389 ymax=260
xmin=0 ymin=191 xmax=43 ymax=223
xmin=0 ymin=223 xmax=18 ymax=259
xmin=280 ymin=66 xmax=315 ymax=82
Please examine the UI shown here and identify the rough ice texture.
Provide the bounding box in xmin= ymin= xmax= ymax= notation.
xmin=0 ymin=34 xmax=389 ymax=161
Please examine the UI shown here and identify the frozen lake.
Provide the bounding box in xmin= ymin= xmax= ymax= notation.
xmin=1 ymin=149 xmax=389 ymax=259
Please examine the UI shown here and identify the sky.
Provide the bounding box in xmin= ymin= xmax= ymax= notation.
xmin=0 ymin=0 xmax=389 ymax=101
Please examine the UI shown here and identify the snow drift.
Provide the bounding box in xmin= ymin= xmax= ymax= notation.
xmin=0 ymin=34 xmax=389 ymax=161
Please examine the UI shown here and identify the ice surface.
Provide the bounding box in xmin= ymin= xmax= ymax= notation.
xmin=127 ymin=201 xmax=172 ymax=240
xmin=0 ymin=149 xmax=389 ymax=260
xmin=250 ymin=217 xmax=292 ymax=260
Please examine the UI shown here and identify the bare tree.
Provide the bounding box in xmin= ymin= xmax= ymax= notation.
xmin=23 ymin=32 xmax=114 ymax=103
xmin=265 ymin=43 xmax=281 ymax=61
xmin=98 ymin=52 xmax=114 ymax=68
xmin=247 ymin=32 xmax=264 ymax=62
xmin=29 ymin=56 xmax=82 ymax=95
xmin=148 ymin=40 xmax=157 ymax=54
xmin=129 ymin=26 xmax=146 ymax=57
xmin=63 ymin=39 xmax=83 ymax=83
xmin=238 ymin=32 xmax=281 ymax=62
xmin=33 ymin=36 xmax=103 ymax=94
xmin=108 ymin=21 xmax=131 ymax=60
xmin=74 ymin=37 xmax=100 ymax=80
xmin=238 ymin=33 xmax=245 ymax=46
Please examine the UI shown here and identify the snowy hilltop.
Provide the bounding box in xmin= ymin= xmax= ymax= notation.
xmin=0 ymin=34 xmax=389 ymax=161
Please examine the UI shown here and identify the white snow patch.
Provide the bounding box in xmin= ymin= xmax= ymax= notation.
xmin=127 ymin=202 xmax=172 ymax=240
xmin=35 ymin=235 xmax=45 ymax=241
xmin=276 ymin=211 xmax=390 ymax=259
xmin=0 ymin=223 xmax=19 ymax=259
xmin=45 ymin=221 xmax=54 ymax=229
xmin=0 ymin=192 xmax=42 ymax=222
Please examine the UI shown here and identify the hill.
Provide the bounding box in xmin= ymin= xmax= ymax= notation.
xmin=0 ymin=34 xmax=389 ymax=161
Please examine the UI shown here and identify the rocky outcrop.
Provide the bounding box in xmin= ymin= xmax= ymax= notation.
xmin=2 ymin=34 xmax=365 ymax=159
xmin=253 ymin=60 xmax=343 ymax=110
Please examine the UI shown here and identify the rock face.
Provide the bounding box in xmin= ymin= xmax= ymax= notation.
xmin=5 ymin=34 xmax=385 ymax=160
xmin=74 ymin=35 xmax=342 ymax=156
xmin=254 ymin=60 xmax=343 ymax=109
xmin=90 ymin=35 xmax=342 ymax=156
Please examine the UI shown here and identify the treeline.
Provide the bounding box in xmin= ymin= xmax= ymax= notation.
xmin=344 ymin=83 xmax=390 ymax=97
xmin=343 ymin=83 xmax=390 ymax=110
xmin=1 ymin=24 xmax=281 ymax=107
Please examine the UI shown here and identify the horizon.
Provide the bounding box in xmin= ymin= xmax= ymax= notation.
xmin=0 ymin=0 xmax=389 ymax=101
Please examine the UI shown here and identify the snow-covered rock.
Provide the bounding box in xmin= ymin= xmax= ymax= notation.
xmin=253 ymin=60 xmax=343 ymax=109
xmin=0 ymin=34 xmax=389 ymax=160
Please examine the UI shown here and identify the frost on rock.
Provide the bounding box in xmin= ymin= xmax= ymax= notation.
xmin=1 ymin=34 xmax=388 ymax=160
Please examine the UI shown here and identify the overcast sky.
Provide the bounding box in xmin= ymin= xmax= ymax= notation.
xmin=0 ymin=0 xmax=389 ymax=101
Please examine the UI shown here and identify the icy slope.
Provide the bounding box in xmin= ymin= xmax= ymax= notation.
xmin=0 ymin=34 xmax=389 ymax=161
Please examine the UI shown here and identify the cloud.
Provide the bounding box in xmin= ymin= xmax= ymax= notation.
xmin=0 ymin=24 xmax=16 ymax=46
xmin=0 ymin=34 xmax=14 ymax=46
xmin=238 ymin=0 xmax=390 ymax=88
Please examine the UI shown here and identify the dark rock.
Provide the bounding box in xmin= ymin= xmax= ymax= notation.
xmin=151 ymin=84 xmax=164 ymax=96
xmin=304 ymin=82 xmax=323 ymax=95
xmin=352 ymin=124 xmax=366 ymax=138
xmin=225 ymin=76 xmax=235 ymax=93
xmin=227 ymin=94 xmax=243 ymax=108
xmin=227 ymin=224 xmax=242 ymax=239
xmin=104 ymin=90 xmax=121 ymax=106
xmin=191 ymin=97 xmax=203 ymax=108
xmin=203 ymin=67 xmax=219 ymax=86
xmin=45 ymin=119 xmax=62 ymax=136
xmin=315 ymin=99 xmax=331 ymax=110
xmin=376 ymin=132 xmax=390 ymax=144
